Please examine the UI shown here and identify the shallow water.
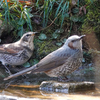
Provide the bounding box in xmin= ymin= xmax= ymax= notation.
xmin=0 ymin=63 xmax=99 ymax=100
xmin=0 ymin=82 xmax=100 ymax=100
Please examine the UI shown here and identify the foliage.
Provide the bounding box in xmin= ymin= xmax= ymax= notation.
xmin=34 ymin=0 xmax=87 ymax=39
xmin=0 ymin=0 xmax=88 ymax=36
xmin=36 ymin=0 xmax=73 ymax=28
xmin=0 ymin=0 xmax=33 ymax=36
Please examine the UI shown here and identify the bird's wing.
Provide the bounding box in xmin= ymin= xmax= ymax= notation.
xmin=0 ymin=44 xmax=24 ymax=54
xmin=33 ymin=48 xmax=71 ymax=72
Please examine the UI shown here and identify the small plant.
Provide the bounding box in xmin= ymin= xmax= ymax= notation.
xmin=0 ymin=0 xmax=33 ymax=36
xmin=35 ymin=0 xmax=70 ymax=28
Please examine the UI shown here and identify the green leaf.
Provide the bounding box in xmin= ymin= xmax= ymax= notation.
xmin=70 ymin=15 xmax=79 ymax=22
xmin=55 ymin=29 xmax=64 ymax=34
xmin=0 ymin=13 xmax=2 ymax=17
xmin=56 ymin=42 xmax=62 ymax=46
xmin=62 ymin=38 xmax=67 ymax=43
xmin=39 ymin=33 xmax=47 ymax=40
xmin=52 ymin=32 xmax=59 ymax=39
xmin=29 ymin=59 xmax=39 ymax=65
xmin=72 ymin=8 xmax=79 ymax=14
xmin=55 ymin=0 xmax=63 ymax=17
xmin=60 ymin=2 xmax=67 ymax=27
xmin=23 ymin=62 xmax=30 ymax=68
xmin=64 ymin=13 xmax=69 ymax=18
xmin=52 ymin=29 xmax=64 ymax=39
xmin=18 ymin=28 xmax=23 ymax=37
xmin=18 ymin=19 xmax=25 ymax=25
xmin=78 ymin=16 xmax=85 ymax=22
xmin=34 ymin=59 xmax=39 ymax=65
xmin=90 ymin=0 xmax=94 ymax=3
xmin=29 ymin=59 xmax=34 ymax=65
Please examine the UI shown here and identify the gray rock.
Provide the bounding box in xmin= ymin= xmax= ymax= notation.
xmin=40 ymin=81 xmax=95 ymax=93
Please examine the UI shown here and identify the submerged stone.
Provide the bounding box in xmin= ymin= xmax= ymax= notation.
xmin=40 ymin=81 xmax=95 ymax=93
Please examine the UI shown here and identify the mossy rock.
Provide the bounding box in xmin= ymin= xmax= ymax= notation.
xmin=35 ymin=40 xmax=58 ymax=59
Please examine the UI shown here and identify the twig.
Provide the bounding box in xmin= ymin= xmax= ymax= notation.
xmin=37 ymin=12 xmax=61 ymax=32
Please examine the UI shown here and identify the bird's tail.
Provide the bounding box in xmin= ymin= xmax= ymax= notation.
xmin=4 ymin=64 xmax=37 ymax=81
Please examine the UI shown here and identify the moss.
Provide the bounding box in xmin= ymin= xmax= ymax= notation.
xmin=82 ymin=0 xmax=100 ymax=42
xmin=36 ymin=40 xmax=58 ymax=59
xmin=82 ymin=24 xmax=93 ymax=34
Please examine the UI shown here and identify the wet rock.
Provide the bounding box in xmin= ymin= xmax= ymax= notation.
xmin=40 ymin=81 xmax=95 ymax=93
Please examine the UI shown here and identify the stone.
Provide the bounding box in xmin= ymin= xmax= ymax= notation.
xmin=39 ymin=81 xmax=95 ymax=93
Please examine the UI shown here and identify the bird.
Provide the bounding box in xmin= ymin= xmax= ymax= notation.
xmin=4 ymin=35 xmax=85 ymax=81
xmin=0 ymin=31 xmax=37 ymax=75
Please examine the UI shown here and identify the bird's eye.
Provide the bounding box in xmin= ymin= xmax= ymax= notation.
xmin=72 ymin=40 xmax=76 ymax=42
xmin=26 ymin=34 xmax=30 ymax=37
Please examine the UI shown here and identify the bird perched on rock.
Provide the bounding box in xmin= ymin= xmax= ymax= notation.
xmin=0 ymin=32 xmax=36 ymax=75
xmin=4 ymin=35 xmax=85 ymax=80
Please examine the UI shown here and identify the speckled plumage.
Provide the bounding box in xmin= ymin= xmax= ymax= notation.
xmin=4 ymin=35 xmax=85 ymax=80
xmin=0 ymin=32 xmax=36 ymax=72
xmin=0 ymin=47 xmax=33 ymax=65
xmin=45 ymin=49 xmax=82 ymax=77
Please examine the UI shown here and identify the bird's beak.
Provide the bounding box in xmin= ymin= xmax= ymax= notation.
xmin=74 ymin=35 xmax=86 ymax=41
xmin=80 ymin=35 xmax=86 ymax=39
xmin=31 ymin=32 xmax=38 ymax=36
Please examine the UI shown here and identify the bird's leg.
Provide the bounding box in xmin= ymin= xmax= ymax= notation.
xmin=57 ymin=76 xmax=70 ymax=82
xmin=4 ymin=65 xmax=12 ymax=75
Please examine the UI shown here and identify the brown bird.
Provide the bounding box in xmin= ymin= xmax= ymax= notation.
xmin=0 ymin=31 xmax=36 ymax=75
xmin=4 ymin=35 xmax=85 ymax=80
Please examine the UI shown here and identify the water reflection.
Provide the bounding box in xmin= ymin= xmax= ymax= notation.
xmin=0 ymin=82 xmax=100 ymax=100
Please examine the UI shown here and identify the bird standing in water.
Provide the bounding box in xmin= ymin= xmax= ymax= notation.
xmin=0 ymin=32 xmax=36 ymax=75
xmin=4 ymin=35 xmax=85 ymax=81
